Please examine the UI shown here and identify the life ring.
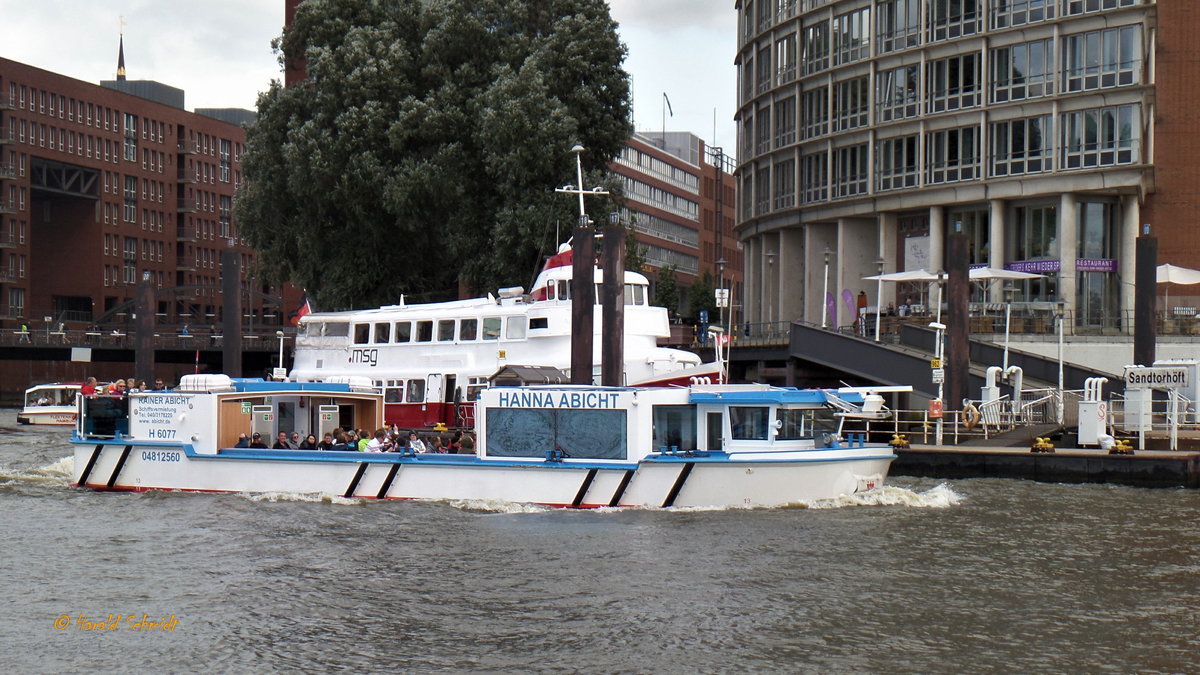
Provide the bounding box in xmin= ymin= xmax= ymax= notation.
xmin=962 ymin=400 xmax=981 ymax=429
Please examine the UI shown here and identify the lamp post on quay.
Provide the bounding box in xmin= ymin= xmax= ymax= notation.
xmin=274 ymin=330 xmax=288 ymax=380
xmin=821 ymin=247 xmax=831 ymax=329
xmin=873 ymin=256 xmax=886 ymax=342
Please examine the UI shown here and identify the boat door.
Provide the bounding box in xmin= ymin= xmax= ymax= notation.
xmin=706 ymin=411 xmax=723 ymax=451
xmin=425 ymin=373 xmax=443 ymax=426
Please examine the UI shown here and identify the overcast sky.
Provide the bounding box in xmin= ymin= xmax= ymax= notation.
xmin=5 ymin=1 xmax=738 ymax=157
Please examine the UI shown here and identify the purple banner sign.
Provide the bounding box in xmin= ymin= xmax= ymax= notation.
xmin=1076 ymin=258 xmax=1118 ymax=272
xmin=1006 ymin=259 xmax=1061 ymax=273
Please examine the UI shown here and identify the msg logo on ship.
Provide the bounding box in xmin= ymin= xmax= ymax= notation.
xmin=349 ymin=348 xmax=378 ymax=367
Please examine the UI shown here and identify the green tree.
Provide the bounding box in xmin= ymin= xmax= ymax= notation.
xmin=689 ymin=271 xmax=718 ymax=324
xmin=236 ymin=0 xmax=632 ymax=309
xmin=623 ymin=228 xmax=647 ymax=274
xmin=654 ymin=265 xmax=679 ymax=319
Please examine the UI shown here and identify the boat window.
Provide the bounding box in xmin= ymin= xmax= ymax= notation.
xmin=415 ymin=320 xmax=433 ymax=342
xmin=729 ymin=406 xmax=769 ymax=440
xmin=634 ymin=284 xmax=645 ymax=305
xmin=777 ymin=408 xmax=837 ymax=446
xmin=324 ymin=322 xmax=349 ymax=337
xmin=374 ymin=322 xmax=390 ymax=344
xmin=394 ymin=321 xmax=411 ymax=343
xmin=406 ymin=379 xmax=425 ymax=403
xmin=437 ymin=319 xmax=456 ymax=342
xmin=353 ymin=324 xmax=370 ymax=344
xmin=482 ymin=317 xmax=501 ymax=340
xmin=460 ymin=318 xmax=478 ymax=341
xmin=466 ymin=377 xmax=487 ymax=401
xmin=546 ymin=284 xmax=556 ymax=300
xmin=384 ymin=380 xmax=403 ymax=403
xmin=557 ymin=280 xmax=571 ymax=299
xmin=530 ymin=317 xmax=548 ymax=329
xmin=485 ymin=407 xmax=627 ymax=459
xmin=652 ymin=405 xmax=697 ymax=451
xmin=506 ymin=316 xmax=527 ymax=339
xmin=297 ymin=322 xmax=313 ymax=337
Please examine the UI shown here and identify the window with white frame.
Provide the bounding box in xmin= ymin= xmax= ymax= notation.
xmin=992 ymin=39 xmax=1054 ymax=102
xmin=1064 ymin=0 xmax=1136 ymax=16
xmin=832 ymin=8 xmax=870 ymax=65
xmin=927 ymin=52 xmax=980 ymax=113
xmin=773 ymin=158 xmax=796 ymax=209
xmin=803 ymin=21 xmax=830 ymax=74
xmin=928 ymin=0 xmax=981 ymax=42
xmin=877 ymin=64 xmax=920 ymax=122
xmin=774 ymin=97 xmax=796 ymax=147
xmin=1061 ymin=104 xmax=1139 ymax=169
xmin=754 ymin=166 xmax=771 ymax=215
xmin=832 ymin=77 xmax=868 ymax=132
xmin=756 ymin=45 xmax=772 ymax=94
xmin=877 ymin=135 xmax=919 ymax=191
xmin=776 ymin=34 xmax=797 ymax=84
xmin=991 ymin=115 xmax=1052 ymax=177
xmin=832 ymin=144 xmax=868 ymax=198
xmin=755 ymin=105 xmax=772 ymax=154
xmin=801 ymin=86 xmax=829 ymax=139
xmin=877 ymin=0 xmax=920 ymax=54
xmin=926 ymin=126 xmax=980 ymax=184
xmin=801 ymin=152 xmax=828 ymax=203
xmin=1062 ymin=26 xmax=1140 ymax=93
xmin=991 ymin=0 xmax=1054 ymax=29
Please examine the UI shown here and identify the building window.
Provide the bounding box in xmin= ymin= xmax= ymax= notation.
xmin=803 ymin=21 xmax=830 ymax=75
xmin=756 ymin=45 xmax=772 ymax=94
xmin=9 ymin=288 xmax=24 ymax=317
xmin=832 ymin=77 xmax=868 ymax=132
xmin=877 ymin=0 xmax=920 ymax=54
xmin=991 ymin=0 xmax=1055 ymax=29
xmin=775 ymin=34 xmax=797 ymax=84
xmin=123 ymin=237 xmax=138 ymax=284
xmin=773 ymin=158 xmax=796 ymax=209
xmin=774 ymin=96 xmax=796 ymax=147
xmin=832 ymin=8 xmax=870 ymax=65
xmin=992 ymin=40 xmax=1054 ymax=103
xmin=124 ymin=176 xmax=137 ymax=222
xmin=928 ymin=0 xmax=981 ymax=42
xmin=927 ymin=52 xmax=981 ymax=113
xmin=1064 ymin=0 xmax=1136 ymax=16
xmin=926 ymin=126 xmax=980 ymax=184
xmin=877 ymin=64 xmax=920 ymax=123
xmin=801 ymin=86 xmax=829 ymax=139
xmin=801 ymin=153 xmax=828 ymax=204
xmin=755 ymin=106 xmax=771 ymax=155
xmin=754 ymin=166 xmax=770 ymax=215
xmin=992 ymin=115 xmax=1052 ymax=177
xmin=1014 ymin=204 xmax=1058 ymax=262
xmin=876 ymin=135 xmax=919 ymax=191
xmin=832 ymin=144 xmax=868 ymax=198
xmin=1075 ymin=201 xmax=1119 ymax=327
xmin=1061 ymin=105 xmax=1139 ymax=169
xmin=1062 ymin=26 xmax=1141 ymax=93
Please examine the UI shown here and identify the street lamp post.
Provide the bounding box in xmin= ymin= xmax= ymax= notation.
xmin=716 ymin=257 xmax=727 ymax=331
xmin=765 ymin=251 xmax=775 ymax=328
xmin=275 ymin=330 xmax=287 ymax=380
xmin=1057 ymin=300 xmax=1066 ymax=425
xmin=821 ymin=247 xmax=831 ymax=329
xmin=874 ymin=257 xmax=885 ymax=342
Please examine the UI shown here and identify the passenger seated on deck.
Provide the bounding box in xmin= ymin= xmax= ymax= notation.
xmin=248 ymin=432 xmax=268 ymax=449
xmin=317 ymin=433 xmax=334 ymax=451
xmin=273 ymin=432 xmax=291 ymax=449
xmin=459 ymin=433 xmax=475 ymax=454
xmin=330 ymin=428 xmax=352 ymax=452
xmin=290 ymin=431 xmax=302 ymax=448
xmin=235 ymin=433 xmax=250 ymax=448
xmin=300 ymin=434 xmax=318 ymax=450
xmin=365 ymin=428 xmax=390 ymax=452
xmin=407 ymin=431 xmax=427 ymax=453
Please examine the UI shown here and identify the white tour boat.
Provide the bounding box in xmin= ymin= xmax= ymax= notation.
xmin=18 ymin=383 xmax=84 ymax=425
xmin=69 ymin=374 xmax=906 ymax=508
xmin=289 ymin=244 xmax=722 ymax=429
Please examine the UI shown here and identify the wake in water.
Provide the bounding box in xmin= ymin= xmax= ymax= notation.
xmin=804 ymin=482 xmax=962 ymax=510
xmin=0 ymin=455 xmax=74 ymax=488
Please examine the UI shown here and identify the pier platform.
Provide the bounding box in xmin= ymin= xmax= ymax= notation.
xmin=894 ymin=445 xmax=1200 ymax=489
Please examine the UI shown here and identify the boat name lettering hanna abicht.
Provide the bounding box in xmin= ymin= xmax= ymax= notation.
xmin=495 ymin=391 xmax=621 ymax=409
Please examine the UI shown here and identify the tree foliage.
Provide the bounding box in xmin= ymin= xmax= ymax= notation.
xmin=236 ymin=0 xmax=633 ymax=309
xmin=654 ymin=265 xmax=679 ymax=319
xmin=688 ymin=271 xmax=718 ymax=324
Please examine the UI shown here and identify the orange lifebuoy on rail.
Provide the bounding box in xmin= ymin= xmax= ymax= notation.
xmin=962 ymin=400 xmax=981 ymax=429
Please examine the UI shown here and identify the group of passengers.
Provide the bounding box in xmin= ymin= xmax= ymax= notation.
xmin=80 ymin=376 xmax=170 ymax=397
xmin=234 ymin=427 xmax=474 ymax=454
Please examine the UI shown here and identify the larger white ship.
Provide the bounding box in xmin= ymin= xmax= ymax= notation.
xmin=290 ymin=246 xmax=721 ymax=429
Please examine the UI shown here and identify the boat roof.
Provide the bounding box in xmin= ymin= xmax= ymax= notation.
xmin=25 ymin=382 xmax=83 ymax=391
xmin=173 ymin=375 xmax=375 ymax=394
xmin=689 ymin=387 xmax=866 ymax=406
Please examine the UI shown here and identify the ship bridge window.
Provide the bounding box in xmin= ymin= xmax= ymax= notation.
xmin=482 ymin=317 xmax=501 ymax=340
xmin=324 ymin=322 xmax=349 ymax=337
xmin=625 ymin=284 xmax=646 ymax=305
xmin=546 ymin=284 xmax=556 ymax=300
xmin=354 ymin=323 xmax=370 ymax=344
xmin=384 ymin=380 xmax=403 ymax=403
xmin=730 ymin=407 xmax=769 ymax=440
xmin=374 ymin=322 xmax=390 ymax=344
xmin=466 ymin=376 xmax=487 ymax=401
xmin=460 ymin=318 xmax=478 ymax=341
xmin=394 ymin=321 xmax=411 ymax=343
xmin=530 ymin=317 xmax=548 ymax=329
xmin=777 ymin=408 xmax=836 ymax=446
xmin=506 ymin=316 xmax=527 ymax=340
xmin=437 ymin=319 xmax=455 ymax=342
xmin=485 ymin=407 xmax=627 ymax=459
xmin=557 ymin=280 xmax=571 ymax=299
xmin=406 ymin=379 xmax=425 ymax=403
xmin=416 ymin=320 xmax=433 ymax=342
xmin=652 ymin=405 xmax=697 ymax=451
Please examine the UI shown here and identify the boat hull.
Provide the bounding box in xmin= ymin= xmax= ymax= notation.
xmin=18 ymin=407 xmax=77 ymax=425
xmin=71 ymin=442 xmax=893 ymax=508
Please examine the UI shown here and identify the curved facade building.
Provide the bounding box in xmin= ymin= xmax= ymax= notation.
xmin=736 ymin=0 xmax=1199 ymax=332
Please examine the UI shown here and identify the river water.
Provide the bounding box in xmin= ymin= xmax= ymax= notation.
xmin=1 ymin=410 xmax=1196 ymax=673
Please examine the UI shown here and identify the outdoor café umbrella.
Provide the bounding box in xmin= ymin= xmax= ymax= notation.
xmin=967 ymin=267 xmax=1044 ymax=281
xmin=1157 ymin=263 xmax=1200 ymax=309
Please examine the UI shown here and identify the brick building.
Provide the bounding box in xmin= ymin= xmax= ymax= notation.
xmin=735 ymin=0 xmax=1200 ymax=332
xmin=0 ymin=56 xmax=290 ymax=333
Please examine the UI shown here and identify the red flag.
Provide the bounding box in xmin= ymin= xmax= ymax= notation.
xmin=289 ymin=295 xmax=313 ymax=326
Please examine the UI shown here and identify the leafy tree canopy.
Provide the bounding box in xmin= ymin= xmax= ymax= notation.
xmin=237 ymin=0 xmax=632 ymax=309
xmin=654 ymin=265 xmax=679 ymax=319
xmin=688 ymin=271 xmax=718 ymax=324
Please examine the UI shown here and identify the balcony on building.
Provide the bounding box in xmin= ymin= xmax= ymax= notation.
xmin=176 ymin=141 xmax=198 ymax=154
xmin=0 ymin=199 xmax=16 ymax=214
xmin=177 ymin=198 xmax=198 ymax=213
xmin=176 ymin=256 xmax=197 ymax=271
xmin=176 ymin=224 xmax=199 ymax=242
xmin=0 ymin=163 xmax=15 ymax=180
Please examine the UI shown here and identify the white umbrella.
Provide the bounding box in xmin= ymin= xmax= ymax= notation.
xmin=968 ymin=267 xmax=1044 ymax=281
xmin=1157 ymin=263 xmax=1200 ymax=311
xmin=862 ymin=269 xmax=941 ymax=282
